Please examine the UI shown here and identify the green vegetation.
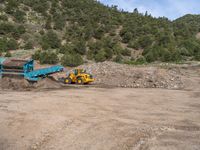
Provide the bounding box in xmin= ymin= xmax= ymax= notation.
xmin=41 ymin=30 xmax=61 ymax=50
xmin=24 ymin=41 xmax=34 ymax=50
xmin=61 ymin=52 xmax=84 ymax=67
xmin=5 ymin=51 xmax=12 ymax=57
xmin=0 ymin=0 xmax=200 ymax=66
xmin=32 ymin=51 xmax=59 ymax=64
xmin=0 ymin=38 xmax=18 ymax=51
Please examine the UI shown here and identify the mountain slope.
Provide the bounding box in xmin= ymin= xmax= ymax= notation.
xmin=174 ymin=14 xmax=200 ymax=38
xmin=0 ymin=0 xmax=200 ymax=66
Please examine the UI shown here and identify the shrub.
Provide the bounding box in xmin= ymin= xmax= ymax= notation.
xmin=7 ymin=38 xmax=18 ymax=50
xmin=39 ymin=30 xmax=45 ymax=35
xmin=104 ymin=48 xmax=113 ymax=59
xmin=181 ymin=39 xmax=200 ymax=55
xmin=53 ymin=15 xmax=65 ymax=30
xmin=157 ymin=34 xmax=174 ymax=48
xmin=61 ymin=53 xmax=83 ymax=67
xmin=170 ymin=50 xmax=182 ymax=62
xmin=88 ymin=41 xmax=102 ymax=53
xmin=59 ymin=44 xmax=74 ymax=54
xmin=161 ymin=49 xmax=172 ymax=62
xmin=0 ymin=15 xmax=8 ymax=21
xmin=194 ymin=52 xmax=200 ymax=61
xmin=127 ymin=40 xmax=136 ymax=49
xmin=137 ymin=35 xmax=154 ymax=49
xmin=121 ymin=48 xmax=131 ymax=56
xmin=32 ymin=50 xmax=41 ymax=60
xmin=143 ymin=45 xmax=174 ymax=62
xmin=73 ymin=40 xmax=86 ymax=55
xmin=0 ymin=22 xmax=15 ymax=35
xmin=144 ymin=51 xmax=155 ymax=62
xmin=41 ymin=31 xmax=61 ymax=49
xmin=45 ymin=17 xmax=52 ymax=29
xmin=32 ymin=51 xmax=59 ymax=64
xmin=41 ymin=42 xmax=50 ymax=50
xmin=0 ymin=38 xmax=18 ymax=51
xmin=24 ymin=41 xmax=34 ymax=50
xmin=5 ymin=0 xmax=18 ymax=14
xmin=12 ymin=25 xmax=26 ymax=39
xmin=0 ymin=38 xmax=7 ymax=51
xmin=113 ymin=44 xmax=124 ymax=55
xmin=114 ymin=54 xmax=123 ymax=63
xmin=86 ymin=49 xmax=94 ymax=60
xmin=121 ymin=32 xmax=132 ymax=43
xmin=178 ymin=47 xmax=190 ymax=56
xmin=5 ymin=51 xmax=12 ymax=57
xmin=16 ymin=25 xmax=26 ymax=35
xmin=13 ymin=10 xmax=26 ymax=22
xmin=94 ymin=27 xmax=105 ymax=39
xmin=84 ymin=26 xmax=94 ymax=40
xmin=102 ymin=37 xmax=116 ymax=49
xmin=135 ymin=56 xmax=147 ymax=64
xmin=95 ymin=49 xmax=106 ymax=62
xmin=39 ymin=52 xmax=59 ymax=64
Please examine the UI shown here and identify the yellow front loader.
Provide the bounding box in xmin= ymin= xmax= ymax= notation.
xmin=61 ymin=69 xmax=94 ymax=85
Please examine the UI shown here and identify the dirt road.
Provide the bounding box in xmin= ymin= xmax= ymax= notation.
xmin=0 ymin=86 xmax=200 ymax=150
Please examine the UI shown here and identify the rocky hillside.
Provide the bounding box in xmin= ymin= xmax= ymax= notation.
xmin=0 ymin=0 xmax=200 ymax=66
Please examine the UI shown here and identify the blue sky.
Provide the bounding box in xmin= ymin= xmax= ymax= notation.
xmin=99 ymin=0 xmax=200 ymax=20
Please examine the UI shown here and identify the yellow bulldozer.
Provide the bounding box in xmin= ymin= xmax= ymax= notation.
xmin=60 ymin=69 xmax=94 ymax=85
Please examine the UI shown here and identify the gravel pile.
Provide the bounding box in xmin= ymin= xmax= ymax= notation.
xmin=80 ymin=61 xmax=184 ymax=89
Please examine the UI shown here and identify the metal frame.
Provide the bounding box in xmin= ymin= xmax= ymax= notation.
xmin=0 ymin=57 xmax=64 ymax=81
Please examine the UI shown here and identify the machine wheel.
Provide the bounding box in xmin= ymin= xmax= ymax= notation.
xmin=65 ymin=78 xmax=72 ymax=84
xmin=76 ymin=78 xmax=84 ymax=85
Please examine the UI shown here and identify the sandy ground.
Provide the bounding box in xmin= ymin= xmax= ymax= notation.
xmin=0 ymin=65 xmax=200 ymax=150
xmin=0 ymin=86 xmax=200 ymax=150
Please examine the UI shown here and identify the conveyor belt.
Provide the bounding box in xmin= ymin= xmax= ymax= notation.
xmin=25 ymin=65 xmax=64 ymax=81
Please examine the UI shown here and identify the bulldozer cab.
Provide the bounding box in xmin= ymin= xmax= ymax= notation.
xmin=74 ymin=69 xmax=86 ymax=76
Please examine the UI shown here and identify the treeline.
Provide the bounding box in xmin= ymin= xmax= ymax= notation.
xmin=0 ymin=0 xmax=200 ymax=66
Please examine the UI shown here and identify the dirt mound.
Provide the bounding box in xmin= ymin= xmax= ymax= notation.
xmin=0 ymin=77 xmax=32 ymax=90
xmin=0 ymin=77 xmax=62 ymax=91
xmin=34 ymin=77 xmax=62 ymax=89
xmin=80 ymin=62 xmax=184 ymax=89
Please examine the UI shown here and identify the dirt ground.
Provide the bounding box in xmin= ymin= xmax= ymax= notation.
xmin=0 ymin=65 xmax=200 ymax=150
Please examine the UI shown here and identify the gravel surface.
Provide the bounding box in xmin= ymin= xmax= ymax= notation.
xmin=80 ymin=62 xmax=184 ymax=89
